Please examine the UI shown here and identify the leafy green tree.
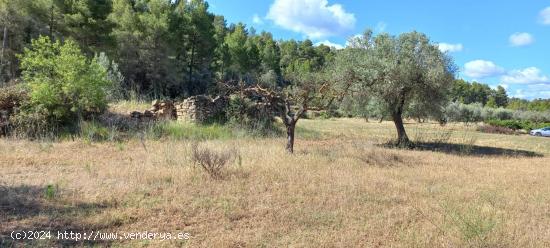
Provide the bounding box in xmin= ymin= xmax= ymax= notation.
xmin=110 ymin=0 xmax=175 ymax=97
xmin=508 ymin=98 xmax=550 ymax=112
xmin=450 ymin=79 xmax=505 ymax=107
xmin=59 ymin=0 xmax=114 ymax=55
xmin=450 ymin=79 xmax=470 ymax=103
xmin=341 ymin=30 xmax=456 ymax=146
xmin=180 ymin=0 xmax=216 ymax=95
xmin=211 ymin=15 xmax=230 ymax=82
xmin=1 ymin=0 xmax=45 ymax=83
xmin=225 ymin=23 xmax=250 ymax=75
xmin=493 ymin=85 xmax=508 ymax=107
xmin=468 ymin=82 xmax=492 ymax=105
xmin=257 ymin=32 xmax=281 ymax=75
xmin=19 ymin=36 xmax=109 ymax=123
xmin=486 ymin=96 xmax=497 ymax=108
xmin=279 ymin=39 xmax=299 ymax=74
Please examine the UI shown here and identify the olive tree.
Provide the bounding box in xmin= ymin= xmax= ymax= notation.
xmin=279 ymin=69 xmax=329 ymax=153
xmin=223 ymin=61 xmax=333 ymax=153
xmin=344 ymin=30 xmax=457 ymax=146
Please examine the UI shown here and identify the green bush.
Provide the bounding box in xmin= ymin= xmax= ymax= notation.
xmin=486 ymin=119 xmax=550 ymax=131
xmin=18 ymin=36 xmax=110 ymax=125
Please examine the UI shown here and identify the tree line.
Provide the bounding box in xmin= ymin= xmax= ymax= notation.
xmin=0 ymin=0 xmax=334 ymax=98
xmin=449 ymin=79 xmax=550 ymax=111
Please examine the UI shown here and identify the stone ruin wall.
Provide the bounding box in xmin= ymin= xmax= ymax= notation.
xmin=175 ymin=95 xmax=228 ymax=123
xmin=131 ymin=95 xmax=228 ymax=123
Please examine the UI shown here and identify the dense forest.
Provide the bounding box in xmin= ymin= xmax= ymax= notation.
xmin=0 ymin=0 xmax=334 ymax=99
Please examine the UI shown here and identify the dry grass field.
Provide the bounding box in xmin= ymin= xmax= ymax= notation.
xmin=1 ymin=118 xmax=550 ymax=247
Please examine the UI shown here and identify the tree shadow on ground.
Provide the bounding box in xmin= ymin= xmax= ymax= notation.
xmin=408 ymin=142 xmax=544 ymax=158
xmin=0 ymin=184 xmax=113 ymax=247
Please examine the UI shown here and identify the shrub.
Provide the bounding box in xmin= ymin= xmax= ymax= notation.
xmin=0 ymin=84 xmax=28 ymax=112
xmin=445 ymin=102 xmax=483 ymax=123
xmin=493 ymin=108 xmax=513 ymax=120
xmin=445 ymin=102 xmax=550 ymax=124
xmin=480 ymin=107 xmax=494 ymax=121
xmin=476 ymin=125 xmax=516 ymax=135
xmin=191 ymin=145 xmax=236 ymax=179
xmin=225 ymin=94 xmax=278 ymax=136
xmin=18 ymin=36 xmax=110 ymax=125
xmin=96 ymin=52 xmax=125 ymax=101
xmin=8 ymin=106 xmax=56 ymax=139
xmin=0 ymin=85 xmax=29 ymax=136
xmin=513 ymin=110 xmax=550 ymax=123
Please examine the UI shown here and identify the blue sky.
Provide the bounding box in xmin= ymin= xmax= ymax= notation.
xmin=207 ymin=0 xmax=550 ymax=99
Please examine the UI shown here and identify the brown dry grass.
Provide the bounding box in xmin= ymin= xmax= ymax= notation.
xmin=1 ymin=119 xmax=549 ymax=247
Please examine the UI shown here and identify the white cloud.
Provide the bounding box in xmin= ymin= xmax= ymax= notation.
xmin=512 ymin=85 xmax=550 ymax=99
xmin=539 ymin=7 xmax=550 ymax=25
xmin=438 ymin=43 xmax=463 ymax=53
xmin=266 ymin=0 xmax=356 ymax=39
xmin=463 ymin=60 xmax=505 ymax=78
xmin=501 ymin=67 xmax=550 ymax=84
xmin=252 ymin=14 xmax=264 ymax=25
xmin=314 ymin=40 xmax=344 ymax=49
xmin=509 ymin=32 xmax=534 ymax=47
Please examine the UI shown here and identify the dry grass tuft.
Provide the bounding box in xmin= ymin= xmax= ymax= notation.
xmin=191 ymin=144 xmax=238 ymax=179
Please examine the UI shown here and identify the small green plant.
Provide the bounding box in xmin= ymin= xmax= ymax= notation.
xmin=80 ymin=121 xmax=110 ymax=142
xmin=440 ymin=202 xmax=501 ymax=247
xmin=84 ymin=163 xmax=93 ymax=174
xmin=116 ymin=142 xmax=126 ymax=151
xmin=44 ymin=184 xmax=57 ymax=200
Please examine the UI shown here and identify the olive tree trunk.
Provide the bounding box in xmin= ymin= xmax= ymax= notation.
xmin=282 ymin=101 xmax=306 ymax=154
xmin=391 ymin=94 xmax=410 ymax=147
xmin=392 ymin=112 xmax=410 ymax=146
xmin=285 ymin=121 xmax=296 ymax=153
